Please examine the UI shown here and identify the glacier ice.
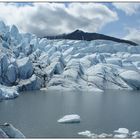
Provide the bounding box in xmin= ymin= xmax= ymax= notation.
xmin=119 ymin=70 xmax=140 ymax=90
xmin=57 ymin=114 xmax=81 ymax=123
xmin=18 ymin=74 xmax=42 ymax=91
xmin=114 ymin=134 xmax=128 ymax=138
xmin=0 ymin=85 xmax=19 ymax=100
xmin=132 ymin=131 xmax=140 ymax=136
xmin=98 ymin=133 xmax=113 ymax=138
xmin=78 ymin=130 xmax=93 ymax=137
xmin=0 ymin=123 xmax=25 ymax=138
xmin=114 ymin=128 xmax=129 ymax=134
xmin=17 ymin=57 xmax=33 ymax=79
xmin=132 ymin=131 xmax=140 ymax=138
xmin=0 ymin=21 xmax=140 ymax=100
xmin=78 ymin=128 xmax=140 ymax=138
xmin=0 ymin=128 xmax=8 ymax=138
xmin=6 ymin=64 xmax=18 ymax=84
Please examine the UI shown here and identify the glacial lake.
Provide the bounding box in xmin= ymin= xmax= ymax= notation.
xmin=0 ymin=89 xmax=140 ymax=138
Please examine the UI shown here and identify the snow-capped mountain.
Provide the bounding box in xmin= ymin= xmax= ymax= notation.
xmin=0 ymin=21 xmax=140 ymax=100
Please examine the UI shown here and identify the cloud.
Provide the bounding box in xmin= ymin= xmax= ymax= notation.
xmin=0 ymin=3 xmax=118 ymax=37
xmin=112 ymin=3 xmax=140 ymax=16
xmin=124 ymin=27 xmax=140 ymax=44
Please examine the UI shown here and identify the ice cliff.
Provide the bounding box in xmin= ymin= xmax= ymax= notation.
xmin=0 ymin=21 xmax=140 ymax=100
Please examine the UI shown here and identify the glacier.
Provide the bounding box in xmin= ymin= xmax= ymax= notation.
xmin=0 ymin=21 xmax=140 ymax=100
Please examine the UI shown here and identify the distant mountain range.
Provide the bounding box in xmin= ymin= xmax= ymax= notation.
xmin=45 ymin=29 xmax=138 ymax=46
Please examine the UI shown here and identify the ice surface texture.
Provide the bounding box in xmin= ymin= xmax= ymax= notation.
xmin=0 ymin=21 xmax=140 ymax=100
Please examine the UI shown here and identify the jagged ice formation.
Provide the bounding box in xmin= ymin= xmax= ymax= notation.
xmin=0 ymin=21 xmax=140 ymax=100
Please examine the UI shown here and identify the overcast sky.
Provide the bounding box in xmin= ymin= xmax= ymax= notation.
xmin=0 ymin=2 xmax=140 ymax=44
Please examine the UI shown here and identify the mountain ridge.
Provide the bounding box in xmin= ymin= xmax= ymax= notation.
xmin=45 ymin=29 xmax=138 ymax=46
